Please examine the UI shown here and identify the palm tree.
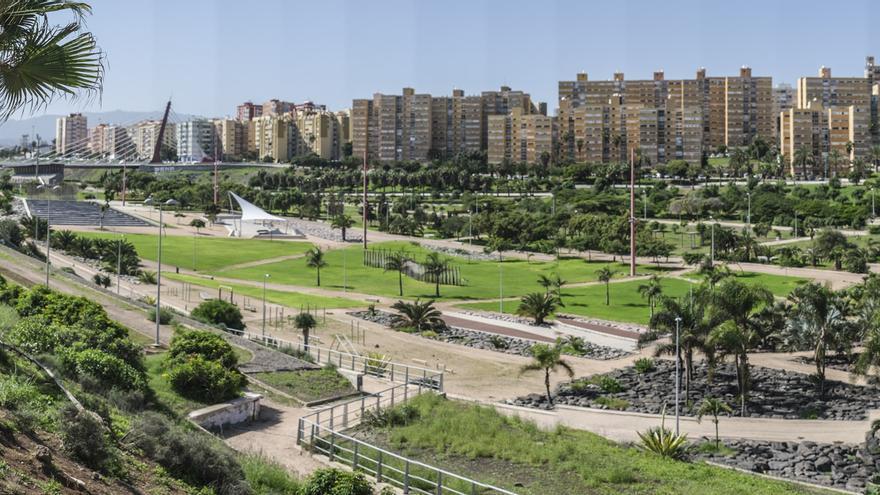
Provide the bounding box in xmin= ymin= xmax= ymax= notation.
xmin=516 ymin=292 xmax=562 ymax=325
xmin=697 ymin=397 xmax=733 ymax=449
xmin=638 ymin=274 xmax=663 ymax=320
xmin=793 ymin=146 xmax=814 ymax=177
xmin=189 ymin=218 xmax=206 ymax=234
xmin=0 ymin=1 xmax=104 ymax=121
xmin=331 ymin=214 xmax=354 ymax=241
xmin=519 ymin=343 xmax=574 ymax=406
xmin=304 ymin=247 xmax=327 ymax=286
xmin=294 ymin=312 xmax=317 ymax=347
xmin=422 ymin=252 xmax=448 ymax=298
xmin=537 ymin=273 xmax=566 ymax=296
xmin=651 ymin=291 xmax=711 ymax=402
xmin=383 ymin=251 xmax=410 ymax=297
xmin=706 ymin=279 xmax=773 ymax=416
xmin=597 ymin=266 xmax=615 ymax=305
xmin=870 ymin=145 xmax=880 ymax=172
xmin=784 ymin=283 xmax=854 ymax=396
xmin=391 ymin=299 xmax=443 ymax=332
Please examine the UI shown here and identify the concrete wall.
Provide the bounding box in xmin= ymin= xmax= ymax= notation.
xmin=188 ymin=392 xmax=263 ymax=430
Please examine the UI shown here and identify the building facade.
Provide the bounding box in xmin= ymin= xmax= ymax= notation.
xmin=176 ymin=119 xmax=216 ymax=162
xmin=487 ymin=108 xmax=554 ymax=165
xmin=55 ymin=113 xmax=88 ymax=155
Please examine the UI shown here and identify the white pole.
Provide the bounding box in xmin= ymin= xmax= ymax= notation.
xmin=117 ymin=235 xmax=122 ymax=295
xmin=45 ymin=197 xmax=50 ymax=286
xmin=262 ymin=274 xmax=269 ymax=337
xmin=710 ymin=221 xmax=715 ymax=264
xmin=674 ymin=316 xmax=682 ymax=436
xmin=498 ymin=257 xmax=503 ymax=314
xmin=747 ymin=192 xmax=751 ymax=232
xmin=155 ymin=206 xmax=163 ymax=347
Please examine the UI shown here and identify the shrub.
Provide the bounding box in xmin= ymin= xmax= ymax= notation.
xmin=167 ymin=355 xmax=245 ymax=402
xmin=589 ymin=375 xmax=624 ymax=393
xmin=129 ymin=412 xmax=248 ymax=494
xmin=191 ymin=299 xmax=244 ymax=330
xmin=301 ymin=468 xmax=373 ymax=495
xmin=240 ymin=454 xmax=302 ymax=495
xmin=65 ymin=349 xmax=145 ymax=391
xmin=147 ymin=307 xmax=175 ymax=325
xmin=0 ymin=219 xmax=24 ymax=248
xmin=594 ymin=397 xmax=629 ymax=410
xmin=362 ymin=403 xmax=419 ymax=428
xmin=5 ymin=316 xmax=58 ymax=355
xmin=92 ymin=273 xmax=111 ymax=288
xmin=278 ymin=345 xmax=315 ymax=363
xmin=488 ymin=334 xmax=509 ymax=349
xmin=638 ymin=424 xmax=689 ymax=460
xmin=59 ymin=404 xmax=113 ymax=471
xmin=138 ymin=271 xmax=157 ymax=284
xmin=634 ymin=357 xmax=655 ymax=374
xmin=169 ymin=330 xmax=238 ymax=369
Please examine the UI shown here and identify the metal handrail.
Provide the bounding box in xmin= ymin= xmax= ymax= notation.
xmin=224 ymin=327 xmax=444 ymax=391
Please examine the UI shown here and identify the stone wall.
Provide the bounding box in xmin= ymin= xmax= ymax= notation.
xmin=188 ymin=392 xmax=263 ymax=430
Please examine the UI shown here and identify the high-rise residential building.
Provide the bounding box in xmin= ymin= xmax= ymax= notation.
xmin=236 ymin=101 xmax=263 ymax=121
xmin=430 ymin=89 xmax=482 ymax=159
xmin=176 ymin=119 xmax=215 ymax=162
xmin=87 ymin=124 xmax=110 ymax=156
xmin=55 ymin=113 xmax=88 ymax=155
xmin=130 ymin=120 xmax=176 ymax=160
xmin=782 ymin=63 xmax=875 ymax=172
xmin=293 ymin=108 xmax=347 ymax=160
xmin=262 ymin=99 xmax=296 ymax=116
xmin=772 ymin=84 xmax=795 ymax=137
xmin=487 ymin=108 xmax=555 ymax=165
xmin=213 ymin=119 xmax=246 ymax=160
xmin=252 ymin=114 xmax=295 ymax=162
xmin=352 ymin=88 xmax=432 ymax=162
xmin=557 ymin=67 xmax=773 ymax=165
xmin=480 ymin=86 xmax=535 ymax=149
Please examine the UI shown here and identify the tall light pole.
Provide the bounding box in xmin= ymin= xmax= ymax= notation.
xmin=794 ymin=211 xmax=798 ymax=238
xmin=709 ymin=216 xmax=715 ymax=264
xmin=117 ymin=234 xmax=124 ymax=295
xmin=674 ymin=316 xmax=682 ymax=436
xmin=498 ymin=257 xmax=504 ymax=314
xmin=746 ymin=191 xmax=751 ymax=233
xmin=643 ymin=188 xmax=648 ymax=221
xmin=873 ymin=187 xmax=876 ymax=219
xmin=629 ymin=149 xmax=637 ymax=277
xmin=262 ymin=273 xmax=270 ymax=337
xmin=37 ymin=184 xmax=60 ymax=286
xmin=145 ymin=196 xmax=178 ymax=347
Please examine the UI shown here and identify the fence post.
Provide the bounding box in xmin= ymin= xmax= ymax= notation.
xmin=343 ymin=403 xmax=349 ymax=429
xmin=310 ymin=424 xmax=316 ymax=452
xmin=391 ymin=363 xmax=395 ymax=382
xmin=361 ymin=396 xmax=365 ymax=418
xmin=404 ymin=460 xmax=410 ymax=494
xmin=329 ymin=431 xmax=336 ymax=461
xmin=296 ymin=418 xmax=303 ymax=445
xmin=376 ymin=451 xmax=383 ymax=482
xmin=436 ymin=472 xmax=442 ymax=495
xmin=391 ymin=386 xmax=396 ymax=408
xmin=405 ymin=367 xmax=410 ymax=385
xmin=471 ymin=482 xmax=477 ymax=495
xmin=352 ymin=442 xmax=359 ymax=471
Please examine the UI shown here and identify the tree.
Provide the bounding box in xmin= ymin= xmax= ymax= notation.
xmin=697 ymin=397 xmax=733 ymax=449
xmin=390 ymin=299 xmax=443 ymax=332
xmin=0 ymin=1 xmax=104 ymax=121
xmin=597 ymin=266 xmax=615 ymax=305
xmin=651 ymin=291 xmax=711 ymax=402
xmin=706 ymin=280 xmax=773 ymax=416
xmin=190 ymin=299 xmax=244 ymax=330
xmin=331 ymin=214 xmax=354 ymax=242
xmin=422 ymin=252 xmax=448 ymax=298
xmin=638 ymin=274 xmax=663 ymax=321
xmin=305 ymin=247 xmax=327 ymax=286
xmin=189 ymin=218 xmax=206 ymax=234
xmin=294 ymin=312 xmax=317 ymax=347
xmin=783 ymin=283 xmax=854 ymax=396
xmin=383 ymin=251 xmax=410 ymax=297
xmin=516 ymin=292 xmax=562 ymax=325
xmin=537 ymin=273 xmax=566 ymax=296
xmin=519 ymin=343 xmax=574 ymax=406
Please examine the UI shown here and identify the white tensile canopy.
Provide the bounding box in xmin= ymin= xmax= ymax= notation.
xmin=227 ymin=192 xmax=290 ymax=237
xmin=229 ymin=192 xmax=285 ymax=222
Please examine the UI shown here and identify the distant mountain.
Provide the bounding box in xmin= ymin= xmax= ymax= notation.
xmin=0 ymin=110 xmax=203 ymax=147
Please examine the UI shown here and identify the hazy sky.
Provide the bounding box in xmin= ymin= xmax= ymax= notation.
xmin=35 ymin=0 xmax=880 ymax=118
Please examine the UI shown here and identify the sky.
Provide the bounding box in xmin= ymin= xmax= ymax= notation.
xmin=32 ymin=0 xmax=880 ymax=118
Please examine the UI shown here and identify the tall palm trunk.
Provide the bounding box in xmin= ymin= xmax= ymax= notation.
xmin=544 ymin=369 xmax=553 ymax=405
xmin=398 ymin=270 xmax=404 ymax=296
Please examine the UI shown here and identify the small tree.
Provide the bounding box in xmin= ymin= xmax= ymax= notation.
xmin=597 ymin=266 xmax=615 ymax=305
xmin=294 ymin=312 xmax=317 ymax=347
xmin=189 ymin=218 xmax=206 ymax=234
xmin=638 ymin=274 xmax=663 ymax=321
xmin=331 ymin=214 xmax=354 ymax=242
xmin=697 ymin=397 xmax=733 ymax=449
xmin=383 ymin=251 xmax=410 ymax=297
xmin=305 ymin=247 xmax=327 ymax=286
xmin=191 ymin=299 xmax=244 ymax=330
xmin=519 ymin=343 xmax=574 ymax=406
xmin=391 ymin=299 xmax=443 ymax=332
xmin=516 ymin=292 xmax=562 ymax=325
xmin=422 ymin=252 xmax=448 ymax=298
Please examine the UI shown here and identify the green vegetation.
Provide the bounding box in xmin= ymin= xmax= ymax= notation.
xmin=683 ymin=271 xmax=808 ymax=296
xmin=191 ymin=298 xmax=245 ymax=330
xmin=165 ymin=329 xmax=246 ymax=403
xmin=77 ymin=231 xmax=314 ymax=272
xmin=356 ymin=394 xmax=825 ymax=495
xmin=251 ymin=367 xmax=355 ymax=403
xmin=166 ymin=273 xmax=362 ymax=309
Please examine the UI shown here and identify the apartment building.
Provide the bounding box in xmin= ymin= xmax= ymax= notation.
xmin=481 ymin=86 xmax=536 ymax=149
xmin=487 ymin=108 xmax=554 ymax=165
xmin=213 ymin=119 xmax=246 ymax=160
xmin=557 ymin=67 xmax=772 ymax=165
xmin=236 ymin=101 xmax=263 ymax=121
xmin=293 ymin=108 xmax=347 ymax=160
xmin=55 ymin=113 xmax=88 ymax=155
xmin=131 ymin=120 xmax=176 ymax=160
xmin=262 ymin=99 xmax=296 ymax=116
xmin=252 ymin=114 xmax=295 ymax=162
xmin=176 ymin=119 xmax=215 ymax=162
xmin=431 ymin=89 xmax=482 ymax=158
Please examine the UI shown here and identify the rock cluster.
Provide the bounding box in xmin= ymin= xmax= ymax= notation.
xmin=423 ymin=245 xmax=498 ymax=262
xmin=512 ymin=360 xmax=880 ymax=420
xmin=286 ymin=219 xmax=361 ymax=243
xmin=348 ymin=310 xmax=629 ymax=360
xmin=698 ymin=439 xmax=872 ymax=493
xmin=794 ymin=353 xmax=859 ymax=373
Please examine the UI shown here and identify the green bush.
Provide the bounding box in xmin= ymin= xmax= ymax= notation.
xmin=169 ymin=329 xmax=238 ymax=369
xmin=59 ymin=404 xmax=113 ymax=471
xmin=634 ymin=358 xmax=655 ymax=374
xmin=588 ymin=375 xmax=624 ymax=393
xmin=92 ymin=273 xmax=111 ymax=288
xmin=147 ymin=307 xmax=175 ymax=325
xmin=5 ymin=316 xmax=58 ymax=355
xmin=64 ymin=348 xmax=146 ymax=391
xmin=167 ymin=355 xmax=245 ymax=402
xmin=191 ymin=299 xmax=244 ymax=330
xmin=301 ymin=468 xmax=374 ymax=495
xmin=130 ymin=412 xmax=248 ymax=494
xmin=240 ymin=454 xmax=302 ymax=495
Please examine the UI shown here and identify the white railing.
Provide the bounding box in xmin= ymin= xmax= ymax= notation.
xmin=223 ymin=327 xmax=444 ymax=392
xmin=297 ymin=383 xmax=518 ymax=495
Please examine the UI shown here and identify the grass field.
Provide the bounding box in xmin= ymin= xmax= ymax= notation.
xmin=165 ymin=273 xmax=364 ymax=309
xmin=251 ymin=368 xmax=355 ymax=403
xmin=348 ymin=394 xmax=829 ymax=495
xmin=214 ymin=241 xmax=669 ymax=301
xmin=77 ymin=232 xmax=313 ymax=272
xmin=683 ymin=270 xmax=808 ymax=296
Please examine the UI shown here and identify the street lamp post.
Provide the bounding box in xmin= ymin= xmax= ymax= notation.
xmin=643 ymin=188 xmax=647 ymax=221
xmin=498 ymin=257 xmax=503 ymax=314
xmin=37 ymin=184 xmax=61 ymax=286
xmin=872 ymin=187 xmax=876 ymax=219
xmin=709 ymin=217 xmax=715 ymax=264
xmin=145 ymin=197 xmax=178 ymax=347
xmin=262 ymin=273 xmax=270 ymax=337
xmin=746 ymin=191 xmax=751 ymax=233
xmin=794 ymin=211 xmax=798 ymax=238
xmin=674 ymin=316 xmax=682 ymax=436
xmin=117 ymin=234 xmax=124 ymax=295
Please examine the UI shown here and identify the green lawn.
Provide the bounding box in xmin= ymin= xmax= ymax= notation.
xmin=77 ymin=232 xmax=313 ymax=272
xmin=346 ymin=394 xmax=829 ymax=495
xmin=165 ymin=273 xmax=364 ymax=310
xmin=683 ymin=271 xmax=808 ymax=296
xmin=460 ymin=277 xmax=694 ymax=325
xmin=251 ymin=368 xmax=355 ymax=403
xmin=214 ymin=241 xmax=669 ymax=301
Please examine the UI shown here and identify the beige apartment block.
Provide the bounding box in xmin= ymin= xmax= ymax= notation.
xmin=488 ymin=108 xmax=554 ymax=165
xmin=294 ymin=109 xmax=346 ymax=160
xmin=481 ymin=86 xmax=535 ymax=149
xmin=723 ymin=67 xmax=774 ymax=148
xmin=130 ymin=120 xmax=176 ymax=160
xmin=213 ymin=119 xmax=246 ymax=160
xmin=253 ymin=114 xmax=294 ymax=163
xmin=55 ymin=113 xmax=88 ymax=155
xmin=431 ymin=89 xmax=482 ymax=159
